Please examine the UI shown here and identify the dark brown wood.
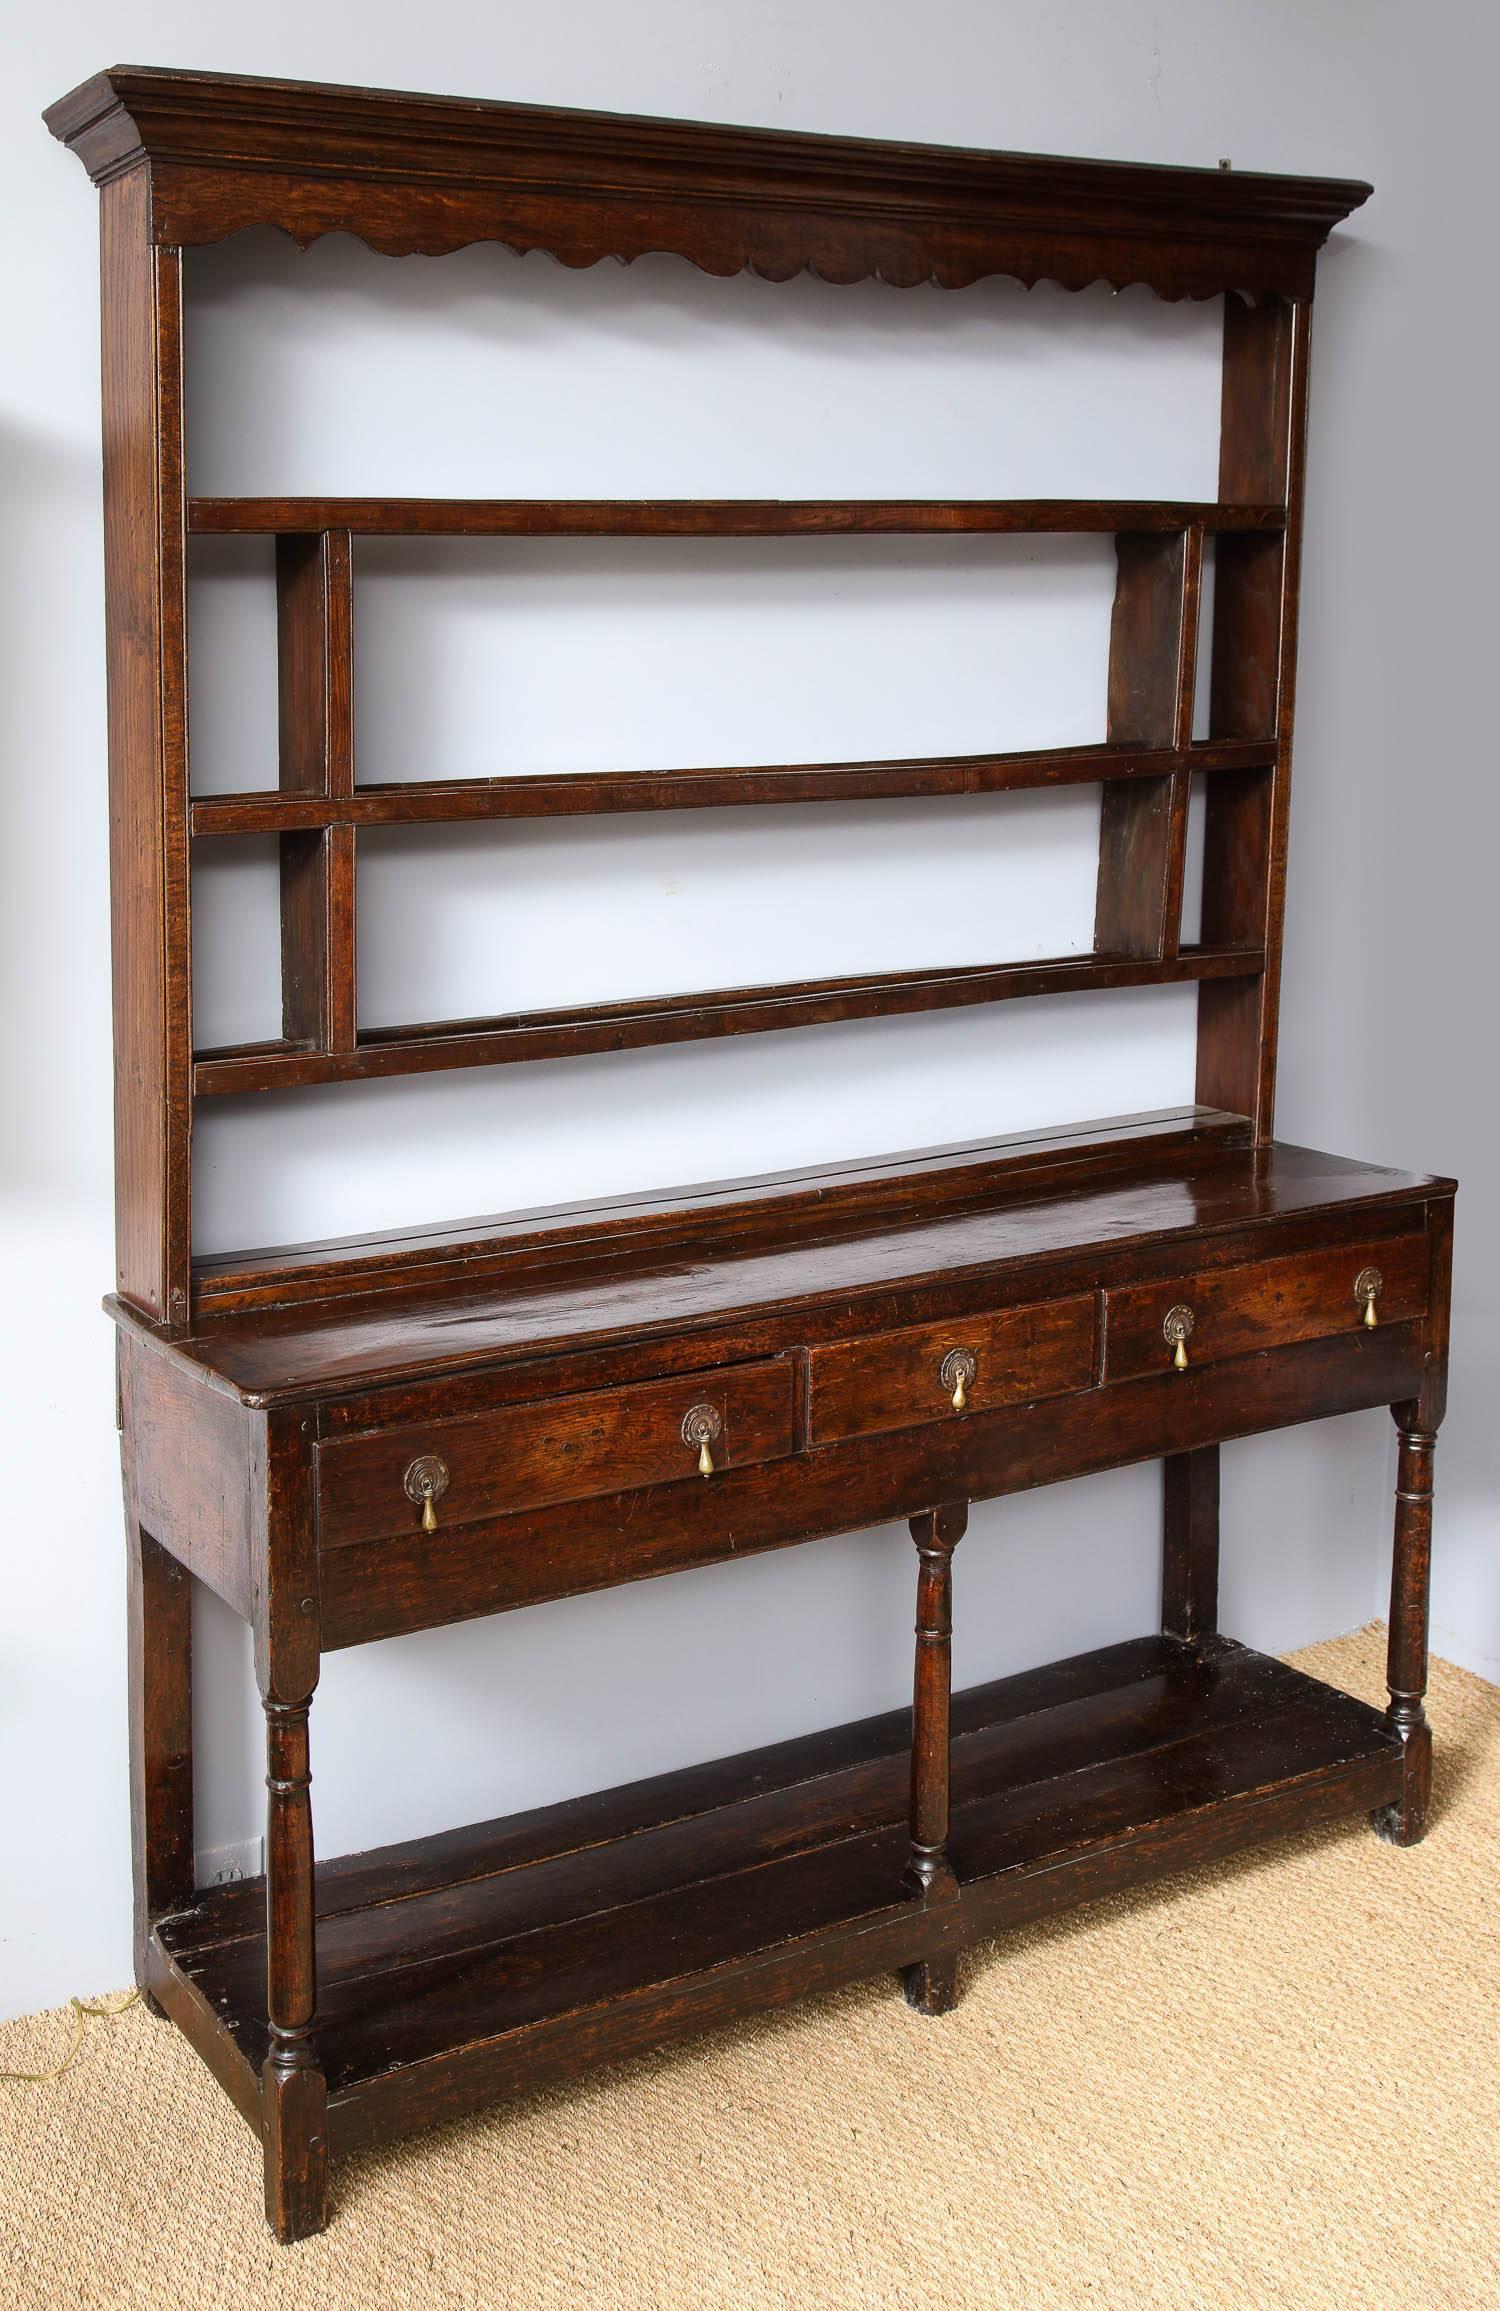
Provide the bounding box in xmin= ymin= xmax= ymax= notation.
xmin=254 ymin=1414 xmax=326 ymax=2238
xmin=187 ymin=497 xmax=1288 ymax=538
xmin=122 ymin=1511 xmax=194 ymax=1998
xmin=262 ymin=1699 xmax=317 ymax=2059
xmin=807 ymin=1295 xmax=1094 ymax=1446
xmin=190 ymin=738 xmax=1277 ymax=836
xmin=1161 ymin=529 xmax=1204 ymax=956
xmin=162 ymin=1650 xmax=1377 ymax=2028
xmin=312 ymin=1319 xmax=1431 ymax=1650
xmin=1417 ymin=1193 xmax=1455 ymax=1436
xmin=902 ymin=1503 xmax=967 ymax=2015
xmin=99 ymin=169 xmax=191 ymax=1326
xmin=157 ymin=1640 xmax=1373 ymax=2021
xmin=182 ymin=1635 xmax=1200 ymax=1941
xmin=189 ymin=1104 xmax=1248 ymax=1316
xmin=192 ymin=947 xmax=1263 ymax=1096
xmin=117 ymin=1334 xmax=258 ymax=1615
xmin=148 ymin=1636 xmax=1400 ymax=2157
xmin=262 ymin=2057 xmax=328 ymax=2245
xmin=54 ymin=75 xmax=1451 ymax=2246
xmin=47 ymin=68 xmax=1369 ymax=299
xmin=142 ymin=1931 xmax=263 ymax=2130
xmin=315 ymin=1356 xmax=796 ymax=1545
xmin=276 ymin=532 xmax=356 ymax=1055
xmin=1373 ymin=1415 xmax=1438 ymax=1847
xmin=1162 ymin=1446 xmax=1220 ymax=1643
xmin=1101 ymin=1232 xmax=1430 ymax=1383
xmin=1094 ymin=529 xmax=1199 ymax=960
xmin=159 ymin=1141 xmax=1443 ymax=1410
xmin=1195 ymin=296 xmax=1308 ymax=1137
xmin=276 ymin=533 xmax=353 ymax=799
xmin=1372 ymin=1197 xmax=1456 ymax=1846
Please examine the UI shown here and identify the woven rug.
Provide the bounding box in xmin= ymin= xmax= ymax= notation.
xmin=2 ymin=1623 xmax=1495 ymax=2309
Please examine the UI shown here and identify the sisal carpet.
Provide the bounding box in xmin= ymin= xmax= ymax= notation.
xmin=1 ymin=1624 xmax=1496 ymax=2310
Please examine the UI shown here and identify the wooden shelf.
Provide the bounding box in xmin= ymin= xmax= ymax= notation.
xmin=191 ymin=945 xmax=1264 ymax=1096
xmin=150 ymin=1634 xmax=1403 ymax=2156
xmin=53 ymin=67 xmax=1415 ymax=2247
xmin=188 ymin=497 xmax=1288 ymax=539
xmin=186 ymin=1105 xmax=1250 ymax=1315
xmin=189 ymin=740 xmax=1276 ymax=835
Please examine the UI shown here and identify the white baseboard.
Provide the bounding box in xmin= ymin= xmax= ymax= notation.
xmin=198 ymin=1836 xmax=264 ymax=1886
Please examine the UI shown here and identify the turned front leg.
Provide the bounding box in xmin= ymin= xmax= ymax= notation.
xmin=261 ymin=1692 xmax=327 ymax=2239
xmin=255 ymin=1411 xmax=328 ymax=2242
xmin=902 ymin=1503 xmax=966 ymax=2016
xmin=1373 ymin=1412 xmax=1438 ymax=1847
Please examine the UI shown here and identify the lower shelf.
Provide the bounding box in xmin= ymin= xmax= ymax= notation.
xmin=152 ymin=1633 xmax=1403 ymax=2156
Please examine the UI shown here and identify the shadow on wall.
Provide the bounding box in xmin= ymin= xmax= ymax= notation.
xmin=0 ymin=413 xmax=113 ymax=1203
xmin=185 ymin=226 xmax=1220 ymax=420
xmin=183 ymin=231 xmax=1226 ymax=500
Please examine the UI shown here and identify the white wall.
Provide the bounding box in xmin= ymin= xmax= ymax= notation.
xmin=3 ymin=0 xmax=1494 ymax=2020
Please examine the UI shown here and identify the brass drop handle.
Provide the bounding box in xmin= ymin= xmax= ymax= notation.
xmin=681 ymin=1403 xmax=723 ymax=1480
xmin=403 ymin=1453 xmax=450 ymax=1533
xmin=940 ymin=1348 xmax=977 ymax=1412
xmin=1355 ymin=1267 xmax=1383 ymax=1329
xmin=1163 ymin=1305 xmax=1195 ymax=1372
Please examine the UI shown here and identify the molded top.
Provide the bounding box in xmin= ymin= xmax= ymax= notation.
xmin=111 ymin=1127 xmax=1449 ymax=1408
xmin=46 ymin=65 xmax=1371 ymax=300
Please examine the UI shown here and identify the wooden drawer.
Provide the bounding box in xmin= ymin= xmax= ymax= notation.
xmin=807 ymin=1295 xmax=1096 ymax=1447
xmin=316 ymin=1358 xmax=796 ymax=1546
xmin=1102 ymin=1232 xmax=1430 ymax=1384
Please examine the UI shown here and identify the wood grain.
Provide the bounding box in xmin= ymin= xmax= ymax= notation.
xmin=149 ymin=1636 xmax=1400 ymax=2158
xmin=189 ymin=739 xmax=1277 ymax=835
xmin=807 ymin=1294 xmax=1095 ymax=1446
xmin=99 ymin=170 xmax=191 ymax=1326
xmin=192 ymin=947 xmax=1264 ymax=1095
xmin=47 ymin=67 xmax=1369 ymax=299
xmin=117 ymin=1334 xmax=258 ymax=1616
xmin=1195 ymin=295 xmax=1309 ymax=1137
xmin=122 ymin=1514 xmax=194 ymax=1996
xmin=1101 ymin=1231 xmax=1430 ymax=1383
xmin=186 ymin=497 xmax=1290 ymax=537
xmin=315 ymin=1356 xmax=796 ymax=1546
xmin=1161 ymin=1446 xmax=1220 ymax=1643
xmin=276 ymin=531 xmax=356 ymax=1055
xmin=317 ymin=1322 xmax=1430 ymax=1648
xmin=1095 ymin=530 xmax=1197 ymax=959
xmin=56 ymin=76 xmax=1445 ymax=2250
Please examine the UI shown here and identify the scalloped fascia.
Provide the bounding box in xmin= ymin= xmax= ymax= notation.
xmin=46 ymin=67 xmax=1372 ymax=304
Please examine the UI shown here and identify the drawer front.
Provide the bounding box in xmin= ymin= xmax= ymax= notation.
xmin=317 ymin=1357 xmax=796 ymax=1546
xmin=808 ymin=1295 xmax=1096 ymax=1447
xmin=1102 ymin=1232 xmax=1430 ymax=1384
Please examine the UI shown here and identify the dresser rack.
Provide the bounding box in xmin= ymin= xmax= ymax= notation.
xmin=49 ymin=67 xmax=1453 ymax=2242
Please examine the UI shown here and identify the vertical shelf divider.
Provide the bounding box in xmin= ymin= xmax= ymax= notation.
xmin=1160 ymin=523 xmax=1205 ymax=959
xmin=1195 ymin=296 xmax=1310 ymax=1138
xmin=276 ymin=530 xmax=357 ymax=1054
xmin=1094 ymin=527 xmax=1198 ymax=959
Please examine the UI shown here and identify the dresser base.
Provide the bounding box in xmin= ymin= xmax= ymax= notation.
xmin=148 ymin=1631 xmax=1402 ymax=2201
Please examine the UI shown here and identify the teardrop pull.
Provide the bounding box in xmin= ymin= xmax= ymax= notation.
xmin=1163 ymin=1306 xmax=1195 ymax=1372
xmin=681 ymin=1403 xmax=722 ymax=1479
xmin=939 ymin=1348 xmax=976 ymax=1413
xmin=403 ymin=1453 xmax=450 ymax=1534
